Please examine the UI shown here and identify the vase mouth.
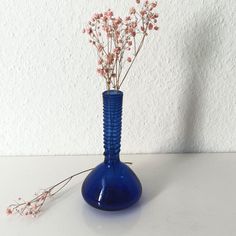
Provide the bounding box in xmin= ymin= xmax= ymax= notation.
xmin=103 ymin=90 xmax=123 ymax=96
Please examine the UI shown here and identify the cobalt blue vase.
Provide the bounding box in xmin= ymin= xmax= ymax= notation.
xmin=81 ymin=90 xmax=142 ymax=211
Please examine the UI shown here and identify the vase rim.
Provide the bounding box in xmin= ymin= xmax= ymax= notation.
xmin=103 ymin=90 xmax=123 ymax=96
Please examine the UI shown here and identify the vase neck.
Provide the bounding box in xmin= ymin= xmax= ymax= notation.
xmin=103 ymin=90 xmax=123 ymax=163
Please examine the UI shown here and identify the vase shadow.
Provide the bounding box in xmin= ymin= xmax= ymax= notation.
xmin=137 ymin=11 xmax=222 ymax=204
xmin=176 ymin=12 xmax=222 ymax=152
xmin=135 ymin=154 xmax=195 ymax=205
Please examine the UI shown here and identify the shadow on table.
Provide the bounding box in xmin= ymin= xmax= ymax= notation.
xmin=136 ymin=154 xmax=195 ymax=205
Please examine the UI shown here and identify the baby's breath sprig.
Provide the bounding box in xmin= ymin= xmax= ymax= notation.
xmin=6 ymin=162 xmax=132 ymax=217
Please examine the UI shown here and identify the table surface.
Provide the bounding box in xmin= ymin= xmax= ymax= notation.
xmin=1 ymin=153 xmax=236 ymax=236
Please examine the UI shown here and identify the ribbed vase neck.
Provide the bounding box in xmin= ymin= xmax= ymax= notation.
xmin=103 ymin=90 xmax=123 ymax=163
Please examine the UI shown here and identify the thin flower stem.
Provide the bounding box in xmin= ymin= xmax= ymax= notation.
xmin=48 ymin=168 xmax=94 ymax=191
xmin=133 ymin=36 xmax=137 ymax=55
xmin=50 ymin=177 xmax=72 ymax=196
xmin=119 ymin=28 xmax=148 ymax=88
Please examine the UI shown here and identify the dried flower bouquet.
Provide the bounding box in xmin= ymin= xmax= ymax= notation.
xmin=83 ymin=0 xmax=159 ymax=90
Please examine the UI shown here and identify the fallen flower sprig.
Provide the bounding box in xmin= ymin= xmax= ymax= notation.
xmin=6 ymin=162 xmax=132 ymax=217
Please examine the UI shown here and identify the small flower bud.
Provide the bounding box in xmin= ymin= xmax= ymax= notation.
xmin=6 ymin=208 xmax=13 ymax=215
xmin=129 ymin=7 xmax=136 ymax=15
xmin=148 ymin=23 xmax=153 ymax=30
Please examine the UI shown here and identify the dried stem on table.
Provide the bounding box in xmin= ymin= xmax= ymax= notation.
xmin=6 ymin=162 xmax=132 ymax=217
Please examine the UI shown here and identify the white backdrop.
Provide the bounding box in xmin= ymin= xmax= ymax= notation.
xmin=0 ymin=0 xmax=235 ymax=155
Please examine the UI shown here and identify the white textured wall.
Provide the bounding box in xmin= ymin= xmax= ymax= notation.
xmin=0 ymin=0 xmax=235 ymax=155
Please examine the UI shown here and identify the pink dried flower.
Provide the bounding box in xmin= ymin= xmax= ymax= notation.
xmin=105 ymin=9 xmax=113 ymax=18
xmin=86 ymin=27 xmax=93 ymax=34
xmin=102 ymin=15 xmax=108 ymax=21
xmin=127 ymin=57 xmax=132 ymax=62
xmin=136 ymin=0 xmax=140 ymax=3
xmin=106 ymin=53 xmax=115 ymax=65
xmin=151 ymin=2 xmax=157 ymax=8
xmin=114 ymin=47 xmax=121 ymax=54
xmin=113 ymin=17 xmax=122 ymax=25
xmin=93 ymin=13 xmax=101 ymax=20
xmin=129 ymin=7 xmax=136 ymax=14
xmin=131 ymin=31 xmax=136 ymax=37
xmin=97 ymin=68 xmax=107 ymax=76
xmin=6 ymin=168 xmax=96 ymax=217
xmin=148 ymin=23 xmax=153 ymax=30
xmin=131 ymin=22 xmax=137 ymax=28
xmin=153 ymin=13 xmax=159 ymax=18
xmin=125 ymin=16 xmax=131 ymax=21
xmin=98 ymin=58 xmax=103 ymax=65
xmin=140 ymin=10 xmax=147 ymax=16
xmin=6 ymin=208 xmax=12 ymax=215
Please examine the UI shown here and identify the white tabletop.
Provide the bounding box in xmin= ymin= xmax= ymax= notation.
xmin=1 ymin=153 xmax=236 ymax=236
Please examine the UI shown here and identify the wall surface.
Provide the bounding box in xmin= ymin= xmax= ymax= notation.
xmin=0 ymin=0 xmax=235 ymax=155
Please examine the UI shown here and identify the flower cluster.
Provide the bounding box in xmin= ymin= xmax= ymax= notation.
xmin=83 ymin=0 xmax=159 ymax=90
xmin=6 ymin=168 xmax=94 ymax=217
xmin=6 ymin=191 xmax=51 ymax=217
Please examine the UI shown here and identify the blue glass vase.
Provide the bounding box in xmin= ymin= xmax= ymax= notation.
xmin=81 ymin=90 xmax=142 ymax=211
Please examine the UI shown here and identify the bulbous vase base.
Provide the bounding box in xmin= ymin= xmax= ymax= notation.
xmin=81 ymin=161 xmax=142 ymax=211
